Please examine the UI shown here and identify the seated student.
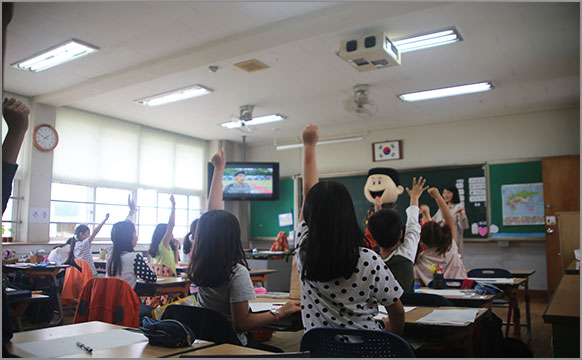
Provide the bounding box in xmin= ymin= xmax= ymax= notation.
xmin=188 ymin=149 xmax=300 ymax=350
xmin=148 ymin=195 xmax=178 ymax=274
xmin=70 ymin=215 xmax=108 ymax=276
xmin=180 ymin=219 xmax=198 ymax=264
xmin=414 ymin=188 xmax=468 ymax=286
xmin=367 ymin=177 xmax=427 ymax=293
xmin=106 ymin=220 xmax=157 ymax=322
xmin=295 ymin=124 xmax=405 ymax=334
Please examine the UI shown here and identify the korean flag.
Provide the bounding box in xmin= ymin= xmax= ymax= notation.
xmin=374 ymin=140 xmax=401 ymax=161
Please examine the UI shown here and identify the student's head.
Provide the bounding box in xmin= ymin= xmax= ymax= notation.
xmin=74 ymin=225 xmax=90 ymax=241
xmin=107 ymin=221 xmax=137 ymax=276
xmin=234 ymin=171 xmax=246 ymax=185
xmin=367 ymin=209 xmax=403 ymax=250
xmin=148 ymin=223 xmax=168 ymax=258
xmin=442 ymin=184 xmax=460 ymax=204
xmin=300 ymin=181 xmax=365 ymax=282
xmin=183 ymin=219 xmax=199 ymax=256
xmin=420 ymin=221 xmax=452 ymax=256
xmin=187 ymin=210 xmax=248 ymax=287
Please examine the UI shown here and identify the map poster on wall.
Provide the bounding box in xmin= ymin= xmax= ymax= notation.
xmin=502 ymin=183 xmax=544 ymax=225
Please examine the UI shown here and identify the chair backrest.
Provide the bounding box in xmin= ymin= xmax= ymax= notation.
xmin=61 ymin=258 xmax=93 ymax=306
xmin=300 ymin=327 xmax=415 ymax=358
xmin=400 ymin=293 xmax=454 ymax=307
xmin=467 ymin=268 xmax=512 ymax=278
xmin=162 ymin=305 xmax=242 ymax=345
xmin=73 ymin=277 xmax=140 ymax=328
xmin=149 ymin=263 xmax=176 ymax=277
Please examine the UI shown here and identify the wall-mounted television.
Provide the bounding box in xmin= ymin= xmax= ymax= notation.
xmin=208 ymin=161 xmax=280 ymax=201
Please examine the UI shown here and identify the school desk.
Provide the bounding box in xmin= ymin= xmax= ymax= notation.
xmin=174 ymin=343 xmax=274 ymax=357
xmin=135 ymin=276 xmax=191 ymax=297
xmin=249 ymin=268 xmax=278 ymax=287
xmin=542 ymin=274 xmax=580 ymax=358
xmin=416 ymin=288 xmax=498 ymax=307
xmin=508 ymin=269 xmax=535 ymax=342
xmin=3 ymin=263 xmax=69 ymax=328
xmin=7 ymin=292 xmax=50 ymax=332
xmin=93 ymin=258 xmax=106 ymax=273
xmin=565 ymin=259 xmax=580 ymax=274
xmin=6 ymin=321 xmax=214 ymax=358
xmin=403 ymin=306 xmax=490 ymax=357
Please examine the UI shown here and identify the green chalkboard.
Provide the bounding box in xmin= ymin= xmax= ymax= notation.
xmin=327 ymin=165 xmax=488 ymax=239
xmin=488 ymin=161 xmax=544 ymax=238
xmin=250 ymin=179 xmax=294 ymax=237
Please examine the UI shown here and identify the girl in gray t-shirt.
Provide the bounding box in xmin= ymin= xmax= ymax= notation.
xmin=187 ymin=149 xmax=301 ymax=347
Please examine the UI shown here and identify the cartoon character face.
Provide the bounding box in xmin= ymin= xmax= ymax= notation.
xmin=364 ymin=174 xmax=404 ymax=204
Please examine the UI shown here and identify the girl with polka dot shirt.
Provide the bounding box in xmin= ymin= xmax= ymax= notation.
xmin=295 ymin=124 xmax=405 ymax=335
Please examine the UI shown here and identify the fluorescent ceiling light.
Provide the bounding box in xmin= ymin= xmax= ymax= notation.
xmin=276 ymin=136 xmax=364 ymax=151
xmin=393 ymin=27 xmax=462 ymax=53
xmin=11 ymin=39 xmax=99 ymax=72
xmin=135 ymin=85 xmax=213 ymax=106
xmin=221 ymin=114 xmax=286 ymax=128
xmin=398 ymin=81 xmax=493 ymax=102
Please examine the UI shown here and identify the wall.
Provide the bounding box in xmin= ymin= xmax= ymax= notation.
xmin=247 ymin=107 xmax=579 ymax=177
xmin=245 ymin=107 xmax=580 ymax=290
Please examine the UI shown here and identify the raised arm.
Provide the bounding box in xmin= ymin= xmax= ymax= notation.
xmin=420 ymin=205 xmax=432 ymax=221
xmin=428 ymin=187 xmax=456 ymax=241
xmin=208 ymin=149 xmax=226 ymax=211
xmin=162 ymin=195 xmax=176 ymax=248
xmin=87 ymin=213 xmax=109 ymax=243
xmin=2 ymin=98 xmax=30 ymax=164
xmin=406 ymin=177 xmax=428 ymax=207
xmin=126 ymin=195 xmax=137 ymax=223
xmin=299 ymin=124 xmax=319 ymax=222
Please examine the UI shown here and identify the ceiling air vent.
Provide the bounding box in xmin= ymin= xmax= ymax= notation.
xmin=234 ymin=59 xmax=270 ymax=72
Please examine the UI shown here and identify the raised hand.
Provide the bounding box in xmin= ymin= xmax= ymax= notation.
xmin=427 ymin=187 xmax=440 ymax=198
xmin=210 ymin=148 xmax=226 ymax=169
xmin=301 ymin=124 xmax=319 ymax=146
xmin=2 ymin=98 xmax=30 ymax=133
xmin=128 ymin=195 xmax=137 ymax=213
xmin=169 ymin=194 xmax=175 ymax=207
xmin=104 ymin=213 xmax=110 ymax=221
xmin=420 ymin=204 xmax=431 ymax=217
xmin=406 ymin=177 xmax=428 ymax=199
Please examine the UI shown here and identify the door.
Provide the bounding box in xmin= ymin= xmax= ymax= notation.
xmin=557 ymin=211 xmax=580 ymax=270
xmin=543 ymin=155 xmax=580 ymax=297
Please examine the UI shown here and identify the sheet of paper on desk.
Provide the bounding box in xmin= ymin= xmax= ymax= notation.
xmin=249 ymin=302 xmax=285 ymax=312
xmin=416 ymin=308 xmax=486 ymax=325
xmin=468 ymin=277 xmax=514 ymax=284
xmin=417 ymin=289 xmax=479 ymax=297
xmin=374 ymin=305 xmax=416 ymax=319
xmin=13 ymin=329 xmax=147 ymax=358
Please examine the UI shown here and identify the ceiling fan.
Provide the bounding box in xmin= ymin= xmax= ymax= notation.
xmin=343 ymin=84 xmax=378 ymax=118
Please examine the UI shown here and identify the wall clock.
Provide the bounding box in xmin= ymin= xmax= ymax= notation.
xmin=33 ymin=124 xmax=59 ymax=152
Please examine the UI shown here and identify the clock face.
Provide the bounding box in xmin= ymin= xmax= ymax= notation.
xmin=34 ymin=125 xmax=58 ymax=151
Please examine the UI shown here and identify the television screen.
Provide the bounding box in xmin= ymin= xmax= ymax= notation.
xmin=208 ymin=161 xmax=280 ymax=201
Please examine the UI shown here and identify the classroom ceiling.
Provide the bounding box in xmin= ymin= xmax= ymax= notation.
xmin=4 ymin=2 xmax=580 ymax=146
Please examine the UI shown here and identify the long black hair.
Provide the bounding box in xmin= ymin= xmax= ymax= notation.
xmin=183 ymin=219 xmax=199 ymax=256
xmin=148 ymin=223 xmax=176 ymax=258
xmin=300 ymin=181 xmax=365 ymax=282
xmin=444 ymin=184 xmax=461 ymax=204
xmin=187 ymin=210 xmax=248 ymax=287
xmin=107 ymin=221 xmax=136 ymax=277
xmin=66 ymin=225 xmax=89 ymax=271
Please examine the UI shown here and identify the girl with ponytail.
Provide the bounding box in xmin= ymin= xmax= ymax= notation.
xmin=180 ymin=219 xmax=198 ymax=264
xmin=414 ymin=187 xmax=467 ymax=286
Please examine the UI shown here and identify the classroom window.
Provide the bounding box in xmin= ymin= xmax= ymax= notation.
xmin=2 ymin=179 xmax=22 ymax=242
xmin=50 ymin=182 xmax=203 ymax=243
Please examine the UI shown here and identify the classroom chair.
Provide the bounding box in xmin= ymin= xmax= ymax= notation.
xmin=401 ymin=293 xmax=454 ymax=307
xmin=467 ymin=268 xmax=519 ymax=339
xmin=179 ymin=351 xmax=311 ymax=358
xmin=61 ymin=258 xmax=93 ymax=308
xmin=162 ymin=305 xmax=243 ymax=345
xmin=300 ymin=327 xmax=415 ymax=358
xmin=73 ymin=277 xmax=140 ymax=328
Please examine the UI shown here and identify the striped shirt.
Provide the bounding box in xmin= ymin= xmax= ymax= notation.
xmin=74 ymin=238 xmax=96 ymax=276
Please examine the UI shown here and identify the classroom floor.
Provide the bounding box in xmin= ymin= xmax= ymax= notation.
xmin=50 ymin=296 xmax=551 ymax=357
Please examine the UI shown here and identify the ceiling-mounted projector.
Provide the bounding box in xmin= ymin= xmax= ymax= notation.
xmin=337 ymin=32 xmax=401 ymax=72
